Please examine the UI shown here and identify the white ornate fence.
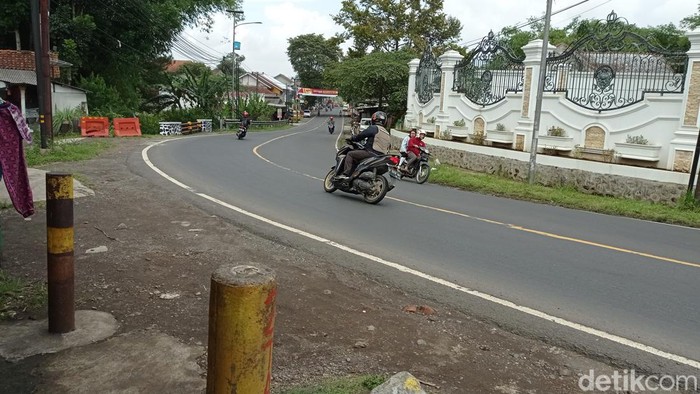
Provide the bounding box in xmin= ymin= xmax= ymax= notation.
xmin=405 ymin=20 xmax=700 ymax=183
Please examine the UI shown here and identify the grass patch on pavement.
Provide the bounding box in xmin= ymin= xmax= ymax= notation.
xmin=25 ymin=139 xmax=112 ymax=167
xmin=429 ymin=164 xmax=700 ymax=228
xmin=0 ymin=269 xmax=47 ymax=321
xmin=281 ymin=375 xmax=385 ymax=394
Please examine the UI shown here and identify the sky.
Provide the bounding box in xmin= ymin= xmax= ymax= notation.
xmin=173 ymin=0 xmax=698 ymax=80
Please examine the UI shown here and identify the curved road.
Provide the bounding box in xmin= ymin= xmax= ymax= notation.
xmin=142 ymin=112 xmax=700 ymax=373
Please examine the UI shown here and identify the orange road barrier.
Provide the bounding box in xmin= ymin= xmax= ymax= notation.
xmin=46 ymin=172 xmax=75 ymax=333
xmin=80 ymin=117 xmax=110 ymax=137
xmin=207 ymin=264 xmax=277 ymax=394
xmin=113 ymin=117 xmax=142 ymax=137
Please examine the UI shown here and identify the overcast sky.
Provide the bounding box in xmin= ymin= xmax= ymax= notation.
xmin=173 ymin=0 xmax=698 ymax=80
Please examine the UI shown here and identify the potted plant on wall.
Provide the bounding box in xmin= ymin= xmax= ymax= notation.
xmin=486 ymin=122 xmax=513 ymax=143
xmin=448 ymin=119 xmax=469 ymax=140
xmin=614 ymin=135 xmax=661 ymax=161
xmin=538 ymin=126 xmax=574 ymax=151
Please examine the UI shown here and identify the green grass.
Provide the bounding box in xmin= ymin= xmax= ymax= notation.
xmin=429 ymin=164 xmax=700 ymax=227
xmin=24 ymin=138 xmax=113 ymax=167
xmin=281 ymin=375 xmax=385 ymax=394
xmin=0 ymin=269 xmax=47 ymax=320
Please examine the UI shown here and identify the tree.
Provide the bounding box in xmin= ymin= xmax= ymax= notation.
xmin=324 ymin=50 xmax=415 ymax=120
xmin=332 ymin=0 xmax=462 ymax=54
xmin=681 ymin=4 xmax=700 ymax=30
xmin=286 ymin=34 xmax=342 ymax=89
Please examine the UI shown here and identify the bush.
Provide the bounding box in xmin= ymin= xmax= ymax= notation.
xmin=547 ymin=126 xmax=566 ymax=137
xmin=625 ymin=134 xmax=649 ymax=145
xmin=496 ymin=123 xmax=507 ymax=131
xmin=453 ymin=119 xmax=466 ymax=127
xmin=137 ymin=113 xmax=161 ymax=135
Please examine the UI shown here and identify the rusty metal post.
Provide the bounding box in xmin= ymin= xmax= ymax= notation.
xmin=206 ymin=264 xmax=276 ymax=394
xmin=46 ymin=172 xmax=75 ymax=333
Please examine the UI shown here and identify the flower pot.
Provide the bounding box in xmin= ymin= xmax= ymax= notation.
xmin=537 ymin=135 xmax=574 ymax=151
xmin=614 ymin=142 xmax=661 ymax=161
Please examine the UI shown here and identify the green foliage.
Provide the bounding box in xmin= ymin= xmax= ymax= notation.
xmin=287 ymin=34 xmax=342 ymax=89
xmin=332 ymin=0 xmax=462 ymax=54
xmin=137 ymin=113 xmax=162 ymax=135
xmin=429 ymin=165 xmax=700 ymax=227
xmin=324 ymin=50 xmax=415 ymax=120
xmin=453 ymin=119 xmax=466 ymax=127
xmin=78 ymin=74 xmax=127 ymax=115
xmin=53 ymin=106 xmax=86 ymax=134
xmin=547 ymin=126 xmax=566 ymax=137
xmin=625 ymin=134 xmax=649 ymax=145
xmin=496 ymin=123 xmax=507 ymax=131
xmin=239 ymin=94 xmax=275 ymax=121
xmin=682 ymin=4 xmax=700 ymax=30
xmin=24 ymin=139 xmax=112 ymax=167
xmin=0 ymin=270 xmax=47 ymax=321
xmin=282 ymin=375 xmax=385 ymax=394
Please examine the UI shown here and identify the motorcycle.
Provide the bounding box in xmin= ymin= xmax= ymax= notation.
xmin=328 ymin=124 xmax=335 ymax=134
xmin=391 ymin=146 xmax=431 ymax=184
xmin=323 ymin=139 xmax=395 ymax=204
xmin=236 ymin=125 xmax=247 ymax=140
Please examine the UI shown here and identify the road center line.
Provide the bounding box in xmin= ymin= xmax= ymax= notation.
xmin=143 ymin=137 xmax=700 ymax=370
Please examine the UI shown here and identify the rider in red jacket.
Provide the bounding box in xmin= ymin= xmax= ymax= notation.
xmin=404 ymin=129 xmax=426 ymax=169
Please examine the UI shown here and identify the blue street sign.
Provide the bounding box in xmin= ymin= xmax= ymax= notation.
xmin=233 ymin=41 xmax=241 ymax=50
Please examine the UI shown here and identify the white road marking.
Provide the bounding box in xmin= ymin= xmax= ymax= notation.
xmin=142 ymin=132 xmax=700 ymax=370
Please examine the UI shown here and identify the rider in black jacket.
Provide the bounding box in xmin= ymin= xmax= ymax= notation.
xmin=335 ymin=111 xmax=388 ymax=180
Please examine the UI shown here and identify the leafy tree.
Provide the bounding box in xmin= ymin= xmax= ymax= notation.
xmin=286 ymin=34 xmax=342 ymax=89
xmin=332 ymin=0 xmax=462 ymax=54
xmin=240 ymin=93 xmax=275 ymax=121
xmin=324 ymin=50 xmax=415 ymax=121
xmin=681 ymin=4 xmax=700 ymax=30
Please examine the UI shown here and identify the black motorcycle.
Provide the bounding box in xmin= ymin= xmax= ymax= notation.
xmin=323 ymin=140 xmax=394 ymax=204
xmin=236 ymin=125 xmax=247 ymax=140
xmin=328 ymin=124 xmax=335 ymax=134
xmin=392 ymin=146 xmax=431 ymax=184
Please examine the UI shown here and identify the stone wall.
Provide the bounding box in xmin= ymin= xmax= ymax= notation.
xmin=391 ymin=134 xmax=687 ymax=204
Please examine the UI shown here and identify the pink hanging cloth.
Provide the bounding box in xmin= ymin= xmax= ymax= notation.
xmin=0 ymin=101 xmax=34 ymax=217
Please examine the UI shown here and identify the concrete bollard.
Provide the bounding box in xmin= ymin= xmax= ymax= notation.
xmin=45 ymin=172 xmax=75 ymax=333
xmin=206 ymin=264 xmax=277 ymax=394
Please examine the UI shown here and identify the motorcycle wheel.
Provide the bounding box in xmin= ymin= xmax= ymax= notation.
xmin=363 ymin=175 xmax=389 ymax=204
xmin=323 ymin=169 xmax=337 ymax=193
xmin=416 ymin=163 xmax=431 ymax=184
xmin=237 ymin=133 xmax=245 ymax=140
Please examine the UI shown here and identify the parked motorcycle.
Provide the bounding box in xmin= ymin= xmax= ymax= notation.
xmin=323 ymin=139 xmax=394 ymax=204
xmin=391 ymin=146 xmax=431 ymax=184
xmin=236 ymin=125 xmax=247 ymax=140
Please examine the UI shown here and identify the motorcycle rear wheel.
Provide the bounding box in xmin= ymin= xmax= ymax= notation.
xmin=416 ymin=163 xmax=431 ymax=184
xmin=363 ymin=175 xmax=389 ymax=204
xmin=323 ymin=169 xmax=337 ymax=193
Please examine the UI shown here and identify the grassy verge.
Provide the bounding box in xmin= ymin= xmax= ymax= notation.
xmin=25 ymin=138 xmax=112 ymax=167
xmin=429 ymin=164 xmax=700 ymax=227
xmin=0 ymin=269 xmax=47 ymax=320
xmin=281 ymin=375 xmax=385 ymax=394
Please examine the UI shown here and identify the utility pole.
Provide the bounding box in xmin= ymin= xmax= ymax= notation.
xmin=527 ymin=0 xmax=554 ymax=184
xmin=40 ymin=0 xmax=53 ymax=147
xmin=31 ymin=0 xmax=47 ymax=148
xmin=228 ymin=10 xmax=242 ymax=119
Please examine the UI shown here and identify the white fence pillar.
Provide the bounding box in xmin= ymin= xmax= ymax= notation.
xmin=436 ymin=50 xmax=464 ymax=139
xmin=669 ymin=31 xmax=700 ymax=172
xmin=514 ymin=39 xmax=556 ymax=152
xmin=404 ymin=58 xmax=420 ymax=128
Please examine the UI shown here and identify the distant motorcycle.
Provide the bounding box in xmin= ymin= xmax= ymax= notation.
xmin=390 ymin=146 xmax=431 ymax=184
xmin=328 ymin=124 xmax=335 ymax=134
xmin=236 ymin=125 xmax=247 ymax=140
xmin=323 ymin=139 xmax=394 ymax=204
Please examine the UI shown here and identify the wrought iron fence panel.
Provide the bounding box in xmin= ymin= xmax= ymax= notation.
xmin=453 ymin=31 xmax=525 ymax=106
xmin=544 ymin=11 xmax=688 ymax=112
xmin=415 ymin=47 xmax=442 ymax=104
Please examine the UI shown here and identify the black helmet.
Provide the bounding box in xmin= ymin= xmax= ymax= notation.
xmin=371 ymin=111 xmax=387 ymax=126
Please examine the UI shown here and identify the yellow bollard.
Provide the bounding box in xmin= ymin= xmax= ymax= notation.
xmin=206 ymin=264 xmax=277 ymax=394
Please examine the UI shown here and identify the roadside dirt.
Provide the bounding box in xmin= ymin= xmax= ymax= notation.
xmin=0 ymin=137 xmax=618 ymax=393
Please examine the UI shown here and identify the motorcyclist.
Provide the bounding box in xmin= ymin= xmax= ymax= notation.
xmin=404 ymin=129 xmax=427 ymax=170
xmin=241 ymin=111 xmax=252 ymax=130
xmin=327 ymin=116 xmax=335 ymax=134
xmin=398 ymin=127 xmax=417 ymax=168
xmin=335 ymin=111 xmax=390 ymax=181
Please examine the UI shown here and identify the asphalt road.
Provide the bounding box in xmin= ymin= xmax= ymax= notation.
xmin=145 ymin=111 xmax=700 ymax=372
